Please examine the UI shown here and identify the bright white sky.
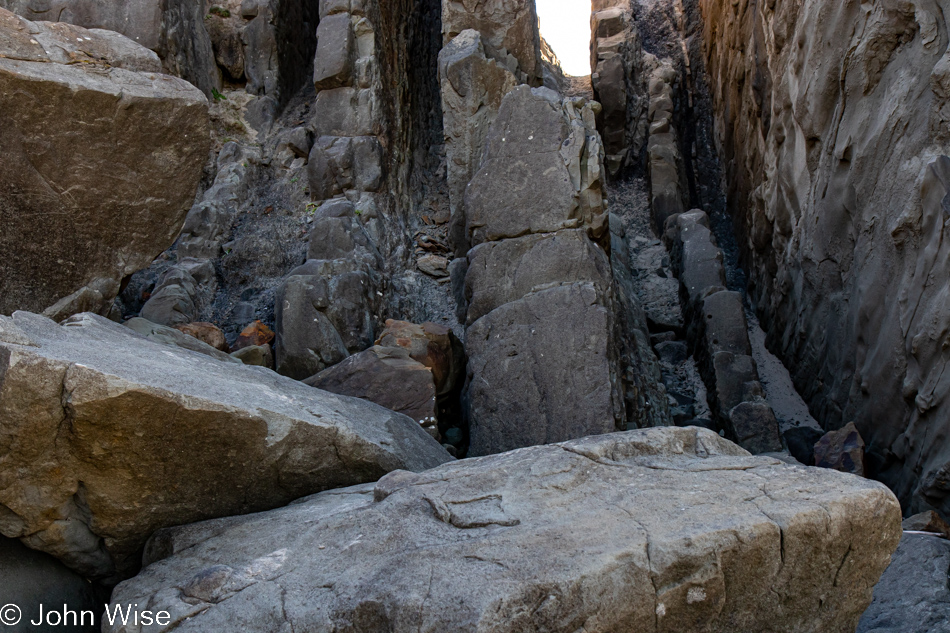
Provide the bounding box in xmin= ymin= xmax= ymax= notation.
xmin=536 ymin=0 xmax=593 ymax=76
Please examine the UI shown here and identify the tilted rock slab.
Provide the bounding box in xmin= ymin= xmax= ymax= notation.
xmin=0 ymin=312 xmax=451 ymax=583
xmin=108 ymin=427 xmax=901 ymax=633
xmin=0 ymin=8 xmax=209 ymax=315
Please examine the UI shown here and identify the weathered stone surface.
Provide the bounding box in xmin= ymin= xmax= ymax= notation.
xmin=312 ymin=12 xmax=353 ymax=89
xmin=701 ymin=291 xmax=753 ymax=357
xmin=376 ymin=319 xmax=464 ymax=397
xmin=441 ymin=0 xmax=541 ymax=85
xmin=727 ymin=400 xmax=783 ymax=455
xmin=307 ymin=135 xmax=383 ymax=199
xmin=0 ymin=311 xmax=450 ymax=581
xmin=274 ymin=260 xmax=375 ymax=380
xmin=699 ymin=0 xmax=950 ymax=515
xmin=464 ymin=229 xmax=612 ymax=325
xmin=668 ymin=212 xmax=727 ymax=306
xmin=857 ymin=533 xmax=950 ymax=633
xmin=784 ymin=426 xmax=824 ymax=466
xmin=464 ymin=86 xmax=607 ymax=247
xmin=174 ymin=322 xmax=228 ymax=352
xmin=0 ymin=0 xmax=223 ymax=95
xmin=0 ymin=536 xmax=100 ymax=633
xmin=230 ymin=343 xmax=274 ymax=368
xmin=305 ymin=345 xmax=438 ymax=427
xmin=815 ymin=422 xmax=867 ymax=477
xmin=0 ymin=9 xmax=209 ymax=316
xmin=438 ymin=29 xmax=517 ymax=252
xmin=205 ymin=0 xmax=245 ymax=81
xmin=123 ymin=317 xmax=240 ymax=364
xmin=466 ymin=283 xmax=624 ymax=456
xmin=231 ymin=320 xmax=275 ymax=352
xmin=108 ymin=427 xmax=901 ymax=633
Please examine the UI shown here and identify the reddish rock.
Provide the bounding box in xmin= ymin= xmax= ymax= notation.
xmin=814 ymin=422 xmax=866 ymax=477
xmin=376 ymin=319 xmax=464 ymax=396
xmin=232 ymin=320 xmax=275 ymax=352
xmin=902 ymin=511 xmax=950 ymax=539
xmin=304 ymin=345 xmax=438 ymax=438
xmin=174 ymin=322 xmax=228 ymax=351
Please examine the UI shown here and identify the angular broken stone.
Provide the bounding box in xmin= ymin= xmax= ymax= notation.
xmin=0 ymin=312 xmax=450 ymax=582
xmin=108 ymin=427 xmax=901 ymax=633
xmin=815 ymin=422 xmax=866 ymax=477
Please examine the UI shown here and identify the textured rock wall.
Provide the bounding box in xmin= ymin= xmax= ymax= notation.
xmin=700 ymin=0 xmax=950 ymax=513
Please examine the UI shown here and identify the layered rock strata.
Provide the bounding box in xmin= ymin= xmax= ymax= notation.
xmin=0 ymin=8 xmax=209 ymax=316
xmin=108 ymin=427 xmax=901 ymax=633
xmin=699 ymin=0 xmax=950 ymax=513
xmin=0 ymin=312 xmax=450 ymax=582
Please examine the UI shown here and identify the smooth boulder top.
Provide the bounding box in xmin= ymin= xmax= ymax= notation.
xmin=0 ymin=312 xmax=451 ymax=582
xmin=109 ymin=426 xmax=901 ymax=633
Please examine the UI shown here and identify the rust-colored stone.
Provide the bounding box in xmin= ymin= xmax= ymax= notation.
xmin=174 ymin=322 xmax=228 ymax=351
xmin=232 ymin=320 xmax=276 ymax=352
xmin=376 ymin=319 xmax=464 ymax=396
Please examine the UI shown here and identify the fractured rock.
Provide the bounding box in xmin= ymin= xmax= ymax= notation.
xmin=902 ymin=511 xmax=950 ymax=539
xmin=465 ymin=283 xmax=623 ymax=456
xmin=815 ymin=422 xmax=867 ymax=477
xmin=376 ymin=320 xmax=464 ymax=397
xmin=0 ymin=312 xmax=450 ymax=582
xmin=464 ymin=229 xmax=612 ymax=325
xmin=174 ymin=322 xmax=228 ymax=352
xmin=123 ymin=317 xmax=240 ymax=364
xmin=108 ymin=427 xmax=901 ymax=633
xmin=0 ymin=8 xmax=209 ymax=316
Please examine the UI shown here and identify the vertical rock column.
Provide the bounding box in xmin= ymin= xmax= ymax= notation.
xmin=460 ymin=86 xmax=630 ymax=456
xmin=591 ymin=0 xmax=647 ymax=175
xmin=274 ymin=0 xmax=388 ymax=379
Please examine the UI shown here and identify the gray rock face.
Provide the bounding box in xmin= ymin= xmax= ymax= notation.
xmin=857 ymin=533 xmax=950 ymax=633
xmin=305 ymin=345 xmax=438 ymax=430
xmin=0 ymin=8 xmax=209 ymax=316
xmin=465 ymin=283 xmax=624 ymax=456
xmin=441 ymin=0 xmax=541 ymax=85
xmin=274 ymin=258 xmax=377 ymax=380
xmin=464 ymin=86 xmax=606 ymax=247
xmin=0 ymin=536 xmax=100 ymax=633
xmin=0 ymin=311 xmax=450 ymax=582
xmin=463 ymin=229 xmax=612 ymax=325
xmin=108 ymin=427 xmax=901 ymax=633
xmin=438 ymin=29 xmax=517 ymax=252
xmin=699 ymin=0 xmax=950 ymax=514
xmin=123 ymin=317 xmax=240 ymax=364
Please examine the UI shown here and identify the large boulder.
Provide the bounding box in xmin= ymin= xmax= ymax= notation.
xmin=0 ymin=312 xmax=450 ymax=583
xmin=438 ymin=29 xmax=517 ymax=252
xmin=0 ymin=8 xmax=209 ymax=316
xmin=108 ymin=427 xmax=901 ymax=633
xmin=463 ymin=86 xmax=607 ymax=247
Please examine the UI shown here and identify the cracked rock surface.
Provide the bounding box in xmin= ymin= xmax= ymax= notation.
xmin=0 ymin=311 xmax=451 ymax=583
xmin=108 ymin=426 xmax=900 ymax=632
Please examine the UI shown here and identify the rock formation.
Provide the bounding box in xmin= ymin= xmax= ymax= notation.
xmin=0 ymin=311 xmax=449 ymax=582
xmin=699 ymin=0 xmax=950 ymax=516
xmin=0 ymin=8 xmax=209 ymax=317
